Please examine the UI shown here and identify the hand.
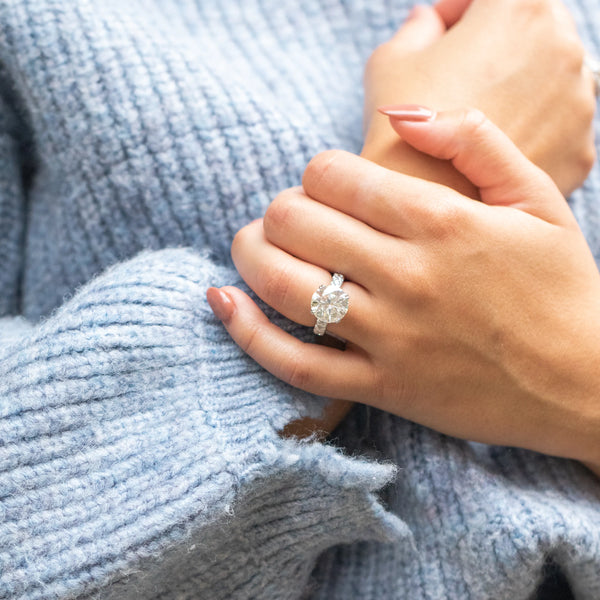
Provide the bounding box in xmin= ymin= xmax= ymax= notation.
xmin=363 ymin=0 xmax=597 ymax=196
xmin=208 ymin=107 xmax=600 ymax=471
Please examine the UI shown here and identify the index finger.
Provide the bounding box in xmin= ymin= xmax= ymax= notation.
xmin=301 ymin=149 xmax=464 ymax=239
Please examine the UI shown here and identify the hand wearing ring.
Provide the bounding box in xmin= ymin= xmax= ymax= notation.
xmin=209 ymin=106 xmax=600 ymax=470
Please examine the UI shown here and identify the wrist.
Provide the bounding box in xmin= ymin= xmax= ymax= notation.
xmin=529 ymin=315 xmax=600 ymax=471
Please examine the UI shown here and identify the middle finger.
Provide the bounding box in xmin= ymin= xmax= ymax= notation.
xmin=263 ymin=187 xmax=397 ymax=289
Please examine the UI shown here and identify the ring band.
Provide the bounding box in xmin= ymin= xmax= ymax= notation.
xmin=585 ymin=54 xmax=600 ymax=97
xmin=310 ymin=273 xmax=350 ymax=336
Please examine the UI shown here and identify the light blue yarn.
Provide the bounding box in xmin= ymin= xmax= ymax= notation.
xmin=0 ymin=1 xmax=600 ymax=598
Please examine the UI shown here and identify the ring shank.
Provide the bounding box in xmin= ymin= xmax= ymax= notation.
xmin=314 ymin=319 xmax=327 ymax=336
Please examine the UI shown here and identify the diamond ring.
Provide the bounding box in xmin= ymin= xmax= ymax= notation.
xmin=585 ymin=54 xmax=600 ymax=97
xmin=310 ymin=273 xmax=350 ymax=336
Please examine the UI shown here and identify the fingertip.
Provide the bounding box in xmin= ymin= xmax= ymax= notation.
xmin=219 ymin=285 xmax=270 ymax=322
xmin=302 ymin=149 xmax=343 ymax=192
xmin=377 ymin=104 xmax=439 ymax=150
xmin=381 ymin=106 xmax=487 ymax=161
xmin=302 ymin=149 xmax=359 ymax=199
xmin=207 ymin=286 xmax=236 ymax=324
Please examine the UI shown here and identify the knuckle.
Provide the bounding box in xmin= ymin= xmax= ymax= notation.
xmin=302 ymin=149 xmax=343 ymax=193
xmin=257 ymin=260 xmax=294 ymax=306
xmin=284 ymin=357 xmax=312 ymax=390
xmin=570 ymin=37 xmax=585 ymax=65
xmin=580 ymin=144 xmax=597 ymax=178
xmin=576 ymin=90 xmax=598 ymax=126
xmin=231 ymin=221 xmax=255 ymax=260
xmin=584 ymin=95 xmax=597 ymax=124
xmin=231 ymin=229 xmax=244 ymax=257
xmin=424 ymin=198 xmax=467 ymax=241
xmin=263 ymin=190 xmax=297 ymax=236
xmin=436 ymin=108 xmax=488 ymax=162
xmin=459 ymin=107 xmax=488 ymax=141
xmin=370 ymin=369 xmax=387 ymax=405
xmin=240 ymin=321 xmax=261 ymax=355
xmin=388 ymin=250 xmax=437 ymax=306
xmin=559 ymin=35 xmax=585 ymax=70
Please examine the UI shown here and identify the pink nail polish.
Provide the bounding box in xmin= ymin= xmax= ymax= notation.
xmin=377 ymin=104 xmax=436 ymax=122
xmin=207 ymin=287 xmax=235 ymax=324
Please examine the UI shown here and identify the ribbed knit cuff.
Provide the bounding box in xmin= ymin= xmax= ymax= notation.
xmin=0 ymin=248 xmax=409 ymax=600
xmin=101 ymin=441 xmax=410 ymax=600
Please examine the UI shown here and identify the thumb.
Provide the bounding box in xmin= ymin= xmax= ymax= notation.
xmin=378 ymin=104 xmax=574 ymax=226
xmin=389 ymin=5 xmax=446 ymax=52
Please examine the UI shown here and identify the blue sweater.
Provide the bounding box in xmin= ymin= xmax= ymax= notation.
xmin=1 ymin=1 xmax=600 ymax=598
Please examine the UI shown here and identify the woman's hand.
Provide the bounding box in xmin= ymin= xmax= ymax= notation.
xmin=208 ymin=107 xmax=600 ymax=471
xmin=363 ymin=0 xmax=597 ymax=196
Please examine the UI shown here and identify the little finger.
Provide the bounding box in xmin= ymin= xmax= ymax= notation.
xmin=206 ymin=285 xmax=377 ymax=401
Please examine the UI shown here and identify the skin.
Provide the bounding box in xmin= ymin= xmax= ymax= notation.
xmin=289 ymin=0 xmax=599 ymax=443
xmin=207 ymin=0 xmax=600 ymax=474
xmin=363 ymin=0 xmax=596 ymax=196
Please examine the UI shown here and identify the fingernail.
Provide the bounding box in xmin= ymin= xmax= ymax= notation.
xmin=377 ymin=104 xmax=436 ymax=122
xmin=207 ymin=287 xmax=235 ymax=324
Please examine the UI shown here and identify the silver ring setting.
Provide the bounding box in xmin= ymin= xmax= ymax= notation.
xmin=310 ymin=273 xmax=350 ymax=336
xmin=585 ymin=54 xmax=600 ymax=97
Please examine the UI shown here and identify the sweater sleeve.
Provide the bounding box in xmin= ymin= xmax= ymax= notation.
xmin=0 ymin=248 xmax=410 ymax=600
xmin=0 ymin=86 xmax=27 ymax=317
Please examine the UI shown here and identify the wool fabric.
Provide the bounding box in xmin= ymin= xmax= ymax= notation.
xmin=1 ymin=1 xmax=600 ymax=598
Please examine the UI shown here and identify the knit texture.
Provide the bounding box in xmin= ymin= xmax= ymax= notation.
xmin=0 ymin=1 xmax=600 ymax=598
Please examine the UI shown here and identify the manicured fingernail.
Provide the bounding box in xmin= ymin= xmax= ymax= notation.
xmin=377 ymin=104 xmax=436 ymax=122
xmin=207 ymin=287 xmax=235 ymax=324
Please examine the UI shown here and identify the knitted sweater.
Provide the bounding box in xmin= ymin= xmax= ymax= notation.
xmin=1 ymin=0 xmax=600 ymax=598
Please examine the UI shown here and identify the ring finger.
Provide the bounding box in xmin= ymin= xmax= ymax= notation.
xmin=232 ymin=219 xmax=374 ymax=342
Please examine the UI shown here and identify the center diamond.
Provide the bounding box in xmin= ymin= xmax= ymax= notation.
xmin=311 ymin=283 xmax=350 ymax=323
